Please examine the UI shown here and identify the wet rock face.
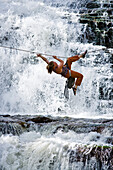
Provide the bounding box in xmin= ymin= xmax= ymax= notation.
xmin=79 ymin=1 xmax=113 ymax=48
xmin=0 ymin=115 xmax=113 ymax=143
xmin=69 ymin=146 xmax=113 ymax=170
xmin=0 ymin=115 xmax=57 ymax=135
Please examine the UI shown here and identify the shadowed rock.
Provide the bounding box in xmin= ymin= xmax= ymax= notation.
xmin=79 ymin=1 xmax=113 ymax=48
xmin=69 ymin=145 xmax=113 ymax=169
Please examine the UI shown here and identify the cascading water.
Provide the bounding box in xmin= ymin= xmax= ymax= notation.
xmin=0 ymin=0 xmax=113 ymax=169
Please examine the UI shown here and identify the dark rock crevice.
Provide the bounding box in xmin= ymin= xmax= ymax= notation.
xmin=79 ymin=1 xmax=113 ymax=48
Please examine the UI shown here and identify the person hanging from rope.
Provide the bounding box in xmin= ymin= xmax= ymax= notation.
xmin=37 ymin=50 xmax=87 ymax=95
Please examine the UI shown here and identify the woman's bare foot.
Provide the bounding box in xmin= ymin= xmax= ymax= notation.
xmin=72 ymin=85 xmax=77 ymax=95
xmin=82 ymin=50 xmax=87 ymax=58
xmin=72 ymin=87 xmax=77 ymax=95
xmin=79 ymin=50 xmax=87 ymax=58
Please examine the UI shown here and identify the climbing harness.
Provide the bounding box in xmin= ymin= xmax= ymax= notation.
xmin=67 ymin=77 xmax=75 ymax=89
xmin=64 ymin=77 xmax=75 ymax=99
xmin=63 ymin=62 xmax=75 ymax=98
xmin=69 ymin=70 xmax=71 ymax=77
xmin=63 ymin=65 xmax=75 ymax=99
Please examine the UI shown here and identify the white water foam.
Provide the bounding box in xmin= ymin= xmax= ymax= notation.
xmin=0 ymin=129 xmax=111 ymax=170
xmin=0 ymin=0 xmax=112 ymax=117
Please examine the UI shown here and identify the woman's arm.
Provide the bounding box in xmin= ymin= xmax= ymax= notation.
xmin=37 ymin=54 xmax=49 ymax=64
xmin=53 ymin=56 xmax=64 ymax=71
xmin=53 ymin=56 xmax=64 ymax=63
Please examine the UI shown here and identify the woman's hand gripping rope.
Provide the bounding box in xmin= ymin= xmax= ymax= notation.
xmin=37 ymin=54 xmax=42 ymax=57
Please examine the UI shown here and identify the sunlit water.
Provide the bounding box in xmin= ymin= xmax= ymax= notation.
xmin=0 ymin=0 xmax=112 ymax=169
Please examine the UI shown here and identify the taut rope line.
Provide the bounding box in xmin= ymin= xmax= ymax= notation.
xmin=0 ymin=45 xmax=112 ymax=58
xmin=0 ymin=45 xmax=65 ymax=58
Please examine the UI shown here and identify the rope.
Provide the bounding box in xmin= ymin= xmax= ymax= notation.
xmin=88 ymin=48 xmax=113 ymax=54
xmin=88 ymin=47 xmax=106 ymax=53
xmin=79 ymin=18 xmax=113 ymax=23
xmin=0 ymin=45 xmax=66 ymax=58
xmin=0 ymin=45 xmax=112 ymax=58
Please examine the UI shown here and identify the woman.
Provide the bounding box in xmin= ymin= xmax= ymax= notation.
xmin=37 ymin=50 xmax=87 ymax=95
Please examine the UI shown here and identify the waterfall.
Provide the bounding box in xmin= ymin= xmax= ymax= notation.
xmin=0 ymin=0 xmax=112 ymax=116
xmin=0 ymin=0 xmax=113 ymax=169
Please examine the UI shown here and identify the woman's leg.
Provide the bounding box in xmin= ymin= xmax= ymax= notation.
xmin=71 ymin=70 xmax=83 ymax=95
xmin=71 ymin=70 xmax=83 ymax=86
xmin=66 ymin=55 xmax=79 ymax=69
xmin=66 ymin=51 xmax=87 ymax=69
xmin=65 ymin=51 xmax=87 ymax=95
